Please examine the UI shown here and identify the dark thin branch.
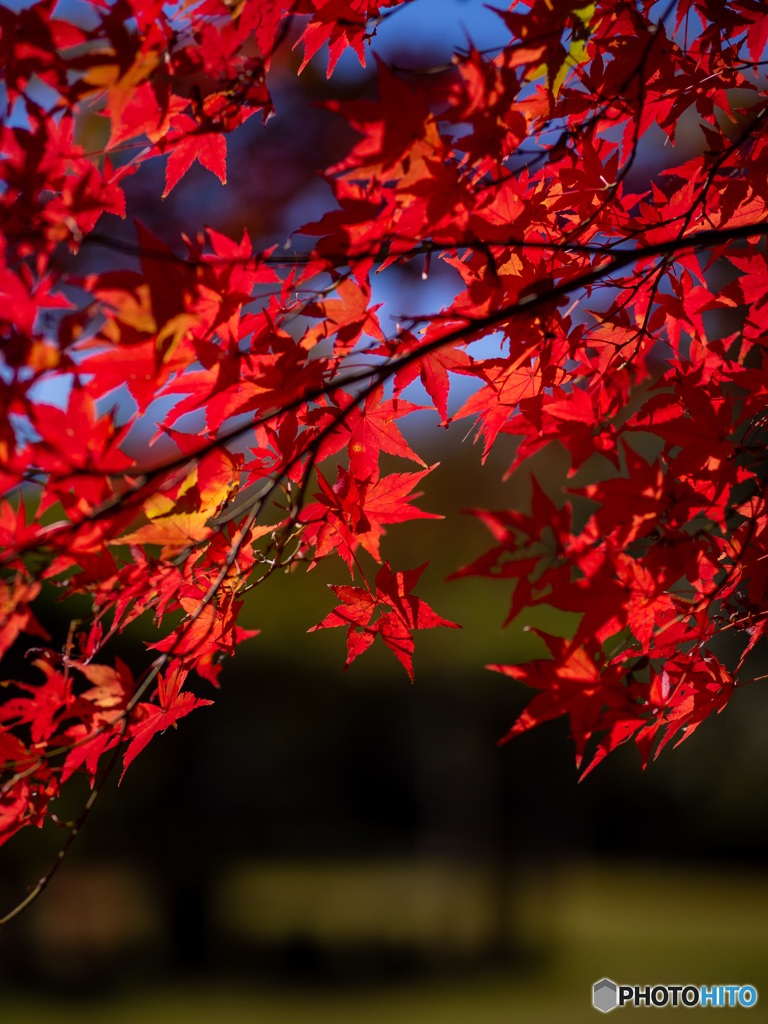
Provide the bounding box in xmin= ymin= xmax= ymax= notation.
xmin=0 ymin=712 xmax=128 ymax=930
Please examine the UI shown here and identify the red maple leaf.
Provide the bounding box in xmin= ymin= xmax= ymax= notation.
xmin=301 ymin=463 xmax=442 ymax=571
xmin=161 ymin=117 xmax=228 ymax=198
xmin=310 ymin=562 xmax=460 ymax=680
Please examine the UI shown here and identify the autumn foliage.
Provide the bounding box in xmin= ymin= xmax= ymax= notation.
xmin=1 ymin=0 xmax=768 ymax=914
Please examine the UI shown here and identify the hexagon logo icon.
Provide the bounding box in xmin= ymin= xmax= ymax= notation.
xmin=593 ymin=978 xmax=618 ymax=1013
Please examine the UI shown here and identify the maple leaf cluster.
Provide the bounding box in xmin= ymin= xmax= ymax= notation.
xmin=1 ymin=0 xmax=768 ymax=914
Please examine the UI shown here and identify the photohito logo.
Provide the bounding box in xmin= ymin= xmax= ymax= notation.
xmin=592 ymin=979 xmax=758 ymax=1012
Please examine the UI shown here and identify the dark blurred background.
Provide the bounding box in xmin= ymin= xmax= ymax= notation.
xmin=3 ymin=2 xmax=768 ymax=1020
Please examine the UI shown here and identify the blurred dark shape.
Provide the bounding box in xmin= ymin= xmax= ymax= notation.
xmin=169 ymin=879 xmax=209 ymax=973
xmin=10 ymin=865 xmax=162 ymax=993
xmin=212 ymin=859 xmax=509 ymax=983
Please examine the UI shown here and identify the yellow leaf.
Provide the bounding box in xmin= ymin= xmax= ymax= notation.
xmin=552 ymin=38 xmax=590 ymax=98
xmin=498 ymin=252 xmax=524 ymax=277
xmin=107 ymin=50 xmax=161 ymax=123
xmin=28 ymin=341 xmax=60 ymax=372
xmin=524 ymin=62 xmax=548 ymax=83
xmin=111 ymin=513 xmax=212 ymax=557
xmin=573 ymin=3 xmax=596 ymax=28
xmin=157 ymin=312 xmax=199 ymax=362
xmin=250 ymin=523 xmax=281 ymax=541
xmin=82 ymin=64 xmax=120 ymax=89
xmin=96 ymin=283 xmax=157 ymax=334
xmin=143 ymin=491 xmax=177 ymax=519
